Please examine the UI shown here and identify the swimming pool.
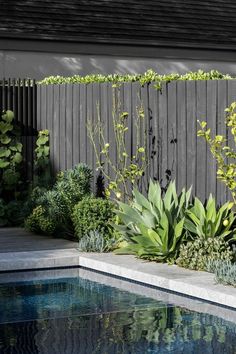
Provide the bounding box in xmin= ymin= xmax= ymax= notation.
xmin=0 ymin=268 xmax=235 ymax=354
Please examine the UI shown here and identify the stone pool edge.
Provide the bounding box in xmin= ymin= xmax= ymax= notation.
xmin=0 ymin=249 xmax=236 ymax=310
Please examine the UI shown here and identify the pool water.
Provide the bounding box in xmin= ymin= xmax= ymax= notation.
xmin=0 ymin=269 xmax=236 ymax=354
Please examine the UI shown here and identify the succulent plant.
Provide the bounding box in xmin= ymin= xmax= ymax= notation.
xmin=78 ymin=230 xmax=117 ymax=253
xmin=184 ymin=194 xmax=236 ymax=241
xmin=114 ymin=180 xmax=192 ymax=262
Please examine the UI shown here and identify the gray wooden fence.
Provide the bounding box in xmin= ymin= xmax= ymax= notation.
xmin=37 ymin=80 xmax=236 ymax=204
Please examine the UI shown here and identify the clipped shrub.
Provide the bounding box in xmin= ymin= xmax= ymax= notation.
xmin=176 ymin=237 xmax=234 ymax=271
xmin=78 ymin=230 xmax=117 ymax=252
xmin=115 ymin=180 xmax=191 ymax=262
xmin=206 ymin=260 xmax=236 ymax=287
xmin=72 ymin=197 xmax=115 ymax=240
xmin=25 ymin=205 xmax=55 ymax=235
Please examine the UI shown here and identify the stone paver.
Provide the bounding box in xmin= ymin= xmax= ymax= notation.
xmin=0 ymin=227 xmax=78 ymax=252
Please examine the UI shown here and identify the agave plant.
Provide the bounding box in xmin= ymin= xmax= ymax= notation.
xmin=184 ymin=195 xmax=236 ymax=242
xmin=114 ymin=180 xmax=192 ymax=262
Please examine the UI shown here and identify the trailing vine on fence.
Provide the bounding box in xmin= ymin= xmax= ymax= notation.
xmin=39 ymin=69 xmax=232 ymax=87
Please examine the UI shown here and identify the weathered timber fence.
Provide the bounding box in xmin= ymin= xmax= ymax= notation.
xmin=1 ymin=79 xmax=236 ymax=203
xmin=0 ymin=79 xmax=37 ymax=178
xmin=37 ymin=80 xmax=236 ymax=204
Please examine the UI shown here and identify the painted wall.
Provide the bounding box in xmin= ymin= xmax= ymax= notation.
xmin=1 ymin=41 xmax=236 ymax=79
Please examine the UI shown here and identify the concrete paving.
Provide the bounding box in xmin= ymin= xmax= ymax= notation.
xmin=0 ymin=227 xmax=78 ymax=252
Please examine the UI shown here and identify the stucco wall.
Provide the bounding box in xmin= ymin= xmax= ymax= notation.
xmin=1 ymin=42 xmax=236 ymax=79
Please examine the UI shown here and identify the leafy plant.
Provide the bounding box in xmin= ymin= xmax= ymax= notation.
xmin=198 ymin=102 xmax=236 ymax=204
xmin=184 ymin=194 xmax=236 ymax=241
xmin=115 ymin=180 xmax=192 ymax=262
xmin=72 ymin=197 xmax=115 ymax=240
xmin=206 ymin=260 xmax=236 ymax=287
xmin=176 ymin=237 xmax=234 ymax=271
xmin=33 ymin=129 xmax=51 ymax=187
xmin=0 ymin=110 xmax=23 ymax=198
xmin=39 ymin=70 xmax=232 ymax=86
xmin=87 ymin=89 xmax=148 ymax=200
xmin=78 ymin=230 xmax=117 ymax=252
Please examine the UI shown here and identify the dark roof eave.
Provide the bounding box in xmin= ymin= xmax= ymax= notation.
xmin=1 ymin=32 xmax=236 ymax=52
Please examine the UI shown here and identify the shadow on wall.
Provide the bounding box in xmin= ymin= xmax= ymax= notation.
xmin=2 ymin=51 xmax=236 ymax=79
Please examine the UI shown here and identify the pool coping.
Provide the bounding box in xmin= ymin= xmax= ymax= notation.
xmin=0 ymin=248 xmax=236 ymax=310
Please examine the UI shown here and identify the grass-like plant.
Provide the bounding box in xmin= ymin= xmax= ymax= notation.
xmin=114 ymin=180 xmax=192 ymax=262
xmin=87 ymin=88 xmax=148 ymax=201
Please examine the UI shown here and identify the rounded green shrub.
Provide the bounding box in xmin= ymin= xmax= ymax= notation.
xmin=72 ymin=197 xmax=115 ymax=240
xmin=176 ymin=237 xmax=234 ymax=271
xmin=25 ymin=205 xmax=55 ymax=235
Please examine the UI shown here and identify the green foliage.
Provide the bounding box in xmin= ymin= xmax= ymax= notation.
xmin=176 ymin=237 xmax=234 ymax=271
xmin=0 ymin=110 xmax=23 ymax=196
xmin=198 ymin=102 xmax=236 ymax=203
xmin=78 ymin=230 xmax=117 ymax=252
xmin=87 ymin=90 xmax=147 ymax=200
xmin=115 ymin=180 xmax=192 ymax=262
xmin=33 ymin=130 xmax=51 ymax=187
xmin=25 ymin=205 xmax=55 ymax=235
xmin=39 ymin=69 xmax=232 ymax=86
xmin=25 ymin=164 xmax=92 ymax=236
xmin=206 ymin=260 xmax=236 ymax=287
xmin=72 ymin=197 xmax=115 ymax=240
xmin=185 ymin=194 xmax=236 ymax=241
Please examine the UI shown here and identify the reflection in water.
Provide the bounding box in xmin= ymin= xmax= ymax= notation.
xmin=0 ymin=277 xmax=235 ymax=353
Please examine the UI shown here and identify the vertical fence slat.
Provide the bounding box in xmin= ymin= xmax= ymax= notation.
xmin=148 ymin=83 xmax=159 ymax=183
xmin=79 ymin=84 xmax=87 ymax=164
xmin=65 ymin=84 xmax=73 ymax=170
xmin=158 ymin=83 xmax=168 ymax=189
xmin=206 ymin=81 xmax=217 ymax=198
xmin=176 ymin=81 xmax=187 ymax=191
xmin=72 ymin=85 xmax=80 ymax=166
xmin=123 ymin=82 xmax=132 ymax=177
xmin=217 ymin=81 xmax=228 ymax=205
xmin=107 ymin=83 xmax=116 ymax=182
xmin=59 ymin=85 xmax=66 ymax=171
xmin=167 ymin=81 xmax=177 ymax=184
xmin=196 ymin=81 xmax=207 ymax=202
xmin=100 ymin=83 xmax=109 ymax=184
xmin=53 ymin=85 xmax=60 ymax=173
xmin=92 ymin=83 xmax=101 ymax=190
xmin=186 ymin=81 xmax=197 ymax=193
